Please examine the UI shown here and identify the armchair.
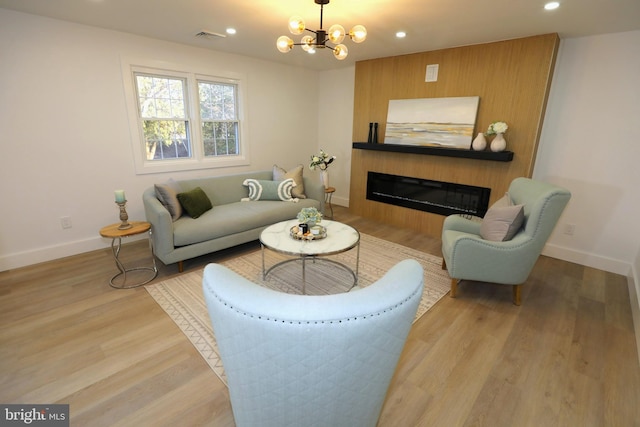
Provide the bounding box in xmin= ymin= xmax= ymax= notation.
xmin=441 ymin=177 xmax=571 ymax=305
xmin=202 ymin=259 xmax=424 ymax=427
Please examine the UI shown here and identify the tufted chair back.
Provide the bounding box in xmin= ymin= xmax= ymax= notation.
xmin=202 ymin=259 xmax=424 ymax=427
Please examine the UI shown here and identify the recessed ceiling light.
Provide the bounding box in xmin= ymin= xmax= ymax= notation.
xmin=544 ymin=2 xmax=560 ymax=10
xmin=226 ymin=28 xmax=237 ymax=35
xmin=396 ymin=31 xmax=407 ymax=38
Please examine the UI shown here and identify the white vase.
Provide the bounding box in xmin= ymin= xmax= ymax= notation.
xmin=320 ymin=170 xmax=329 ymax=188
xmin=490 ymin=133 xmax=507 ymax=152
xmin=471 ymin=132 xmax=487 ymax=151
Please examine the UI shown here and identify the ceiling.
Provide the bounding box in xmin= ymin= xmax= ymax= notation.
xmin=1 ymin=0 xmax=639 ymax=71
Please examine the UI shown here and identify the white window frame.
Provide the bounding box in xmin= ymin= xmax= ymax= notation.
xmin=121 ymin=57 xmax=250 ymax=174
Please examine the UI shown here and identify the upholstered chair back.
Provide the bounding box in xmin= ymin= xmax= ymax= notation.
xmin=202 ymin=259 xmax=424 ymax=427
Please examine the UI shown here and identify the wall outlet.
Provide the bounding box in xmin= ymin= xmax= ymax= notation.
xmin=60 ymin=216 xmax=72 ymax=229
xmin=563 ymin=223 xmax=575 ymax=236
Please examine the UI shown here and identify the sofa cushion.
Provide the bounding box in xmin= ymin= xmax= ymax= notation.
xmin=273 ymin=164 xmax=306 ymax=199
xmin=155 ymin=179 xmax=183 ymax=221
xmin=177 ymin=187 xmax=213 ymax=219
xmin=480 ymin=203 xmax=524 ymax=241
xmin=241 ymin=178 xmax=297 ymax=202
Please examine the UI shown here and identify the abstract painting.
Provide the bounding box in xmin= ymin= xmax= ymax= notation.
xmin=384 ymin=96 xmax=479 ymax=149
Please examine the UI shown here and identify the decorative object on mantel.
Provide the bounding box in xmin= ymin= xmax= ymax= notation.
xmin=471 ymin=132 xmax=487 ymax=151
xmin=486 ymin=121 xmax=508 ymax=152
xmin=309 ymin=149 xmax=336 ymax=188
xmin=276 ymin=0 xmax=367 ymax=61
xmin=114 ymin=190 xmax=132 ymax=230
xmin=367 ymin=122 xmax=379 ymax=143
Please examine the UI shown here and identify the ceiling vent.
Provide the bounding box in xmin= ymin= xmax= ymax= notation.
xmin=195 ymin=30 xmax=227 ymax=40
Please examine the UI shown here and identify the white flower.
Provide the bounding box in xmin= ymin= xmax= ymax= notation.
xmin=309 ymin=149 xmax=336 ymax=170
xmin=486 ymin=121 xmax=508 ymax=135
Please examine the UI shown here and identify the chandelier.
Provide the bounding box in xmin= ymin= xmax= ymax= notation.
xmin=276 ymin=0 xmax=367 ymax=60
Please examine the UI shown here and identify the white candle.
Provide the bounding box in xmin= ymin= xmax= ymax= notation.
xmin=115 ymin=190 xmax=126 ymax=203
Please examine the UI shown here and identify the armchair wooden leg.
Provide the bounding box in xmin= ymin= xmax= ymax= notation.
xmin=450 ymin=278 xmax=458 ymax=298
xmin=441 ymin=258 xmax=447 ymax=270
xmin=512 ymin=285 xmax=522 ymax=306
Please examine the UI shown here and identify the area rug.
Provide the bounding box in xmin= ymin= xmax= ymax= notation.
xmin=145 ymin=233 xmax=450 ymax=385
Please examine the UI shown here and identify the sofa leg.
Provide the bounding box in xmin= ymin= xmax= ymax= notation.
xmin=178 ymin=261 xmax=184 ymax=273
xmin=441 ymin=258 xmax=447 ymax=270
xmin=450 ymin=278 xmax=458 ymax=298
xmin=512 ymin=285 xmax=522 ymax=306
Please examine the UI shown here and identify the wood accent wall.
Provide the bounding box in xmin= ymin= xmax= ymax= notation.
xmin=349 ymin=34 xmax=560 ymax=238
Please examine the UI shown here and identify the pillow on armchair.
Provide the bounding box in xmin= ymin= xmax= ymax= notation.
xmin=480 ymin=193 xmax=524 ymax=241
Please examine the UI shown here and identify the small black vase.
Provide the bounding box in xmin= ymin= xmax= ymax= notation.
xmin=373 ymin=122 xmax=379 ymax=144
xmin=367 ymin=123 xmax=373 ymax=143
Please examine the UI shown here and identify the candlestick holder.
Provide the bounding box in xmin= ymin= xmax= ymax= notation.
xmin=116 ymin=200 xmax=132 ymax=230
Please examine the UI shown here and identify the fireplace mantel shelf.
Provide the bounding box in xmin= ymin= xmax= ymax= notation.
xmin=353 ymin=142 xmax=514 ymax=162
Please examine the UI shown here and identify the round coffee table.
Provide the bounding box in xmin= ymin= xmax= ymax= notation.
xmin=259 ymin=219 xmax=360 ymax=294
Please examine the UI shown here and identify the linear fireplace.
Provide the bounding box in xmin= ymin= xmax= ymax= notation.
xmin=366 ymin=172 xmax=491 ymax=217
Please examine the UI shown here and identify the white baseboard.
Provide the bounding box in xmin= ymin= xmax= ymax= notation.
xmin=542 ymin=243 xmax=631 ymax=276
xmin=0 ymin=234 xmax=146 ymax=272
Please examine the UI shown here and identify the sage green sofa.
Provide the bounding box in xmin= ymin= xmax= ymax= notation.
xmin=143 ymin=170 xmax=324 ymax=271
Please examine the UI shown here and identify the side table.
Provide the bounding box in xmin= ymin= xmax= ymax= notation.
xmin=99 ymin=221 xmax=158 ymax=289
xmin=324 ymin=186 xmax=336 ymax=219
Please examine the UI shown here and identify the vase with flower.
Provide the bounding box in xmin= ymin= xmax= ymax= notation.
xmin=486 ymin=121 xmax=509 ymax=152
xmin=309 ymin=149 xmax=336 ymax=188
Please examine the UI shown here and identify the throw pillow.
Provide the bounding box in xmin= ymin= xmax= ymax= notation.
xmin=480 ymin=204 xmax=525 ymax=241
xmin=155 ymin=178 xmax=183 ymax=221
xmin=273 ymin=164 xmax=306 ymax=199
xmin=241 ymin=178 xmax=298 ymax=202
xmin=177 ymin=187 xmax=213 ymax=219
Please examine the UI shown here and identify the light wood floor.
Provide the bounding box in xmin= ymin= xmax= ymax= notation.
xmin=1 ymin=206 xmax=639 ymax=426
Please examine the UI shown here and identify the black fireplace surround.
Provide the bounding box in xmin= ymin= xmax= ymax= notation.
xmin=366 ymin=172 xmax=491 ymax=217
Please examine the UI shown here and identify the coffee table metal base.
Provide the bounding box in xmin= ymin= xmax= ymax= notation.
xmin=261 ymin=243 xmax=360 ymax=295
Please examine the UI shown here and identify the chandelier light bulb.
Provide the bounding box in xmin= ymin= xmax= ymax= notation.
xmin=333 ymin=44 xmax=348 ymax=60
xmin=276 ymin=36 xmax=294 ymax=53
xmin=301 ymin=35 xmax=315 ymax=52
xmin=328 ymin=24 xmax=346 ymax=44
xmin=288 ymin=16 xmax=305 ymax=35
xmin=349 ymin=25 xmax=367 ymax=43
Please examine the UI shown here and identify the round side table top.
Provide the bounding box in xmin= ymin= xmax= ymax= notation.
xmin=100 ymin=221 xmax=151 ymax=238
xmin=325 ymin=186 xmax=336 ymax=193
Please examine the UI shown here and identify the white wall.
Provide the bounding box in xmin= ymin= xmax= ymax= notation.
xmin=0 ymin=9 xmax=320 ymax=271
xmin=317 ymin=67 xmax=356 ymax=207
xmin=534 ymin=30 xmax=640 ymax=277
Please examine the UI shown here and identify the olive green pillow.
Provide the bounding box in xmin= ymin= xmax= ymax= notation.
xmin=177 ymin=187 xmax=213 ymax=218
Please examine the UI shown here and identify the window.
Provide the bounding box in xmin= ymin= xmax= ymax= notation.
xmin=122 ymin=60 xmax=249 ymax=174
xmin=198 ymin=81 xmax=239 ymax=157
xmin=135 ymin=73 xmax=191 ymax=160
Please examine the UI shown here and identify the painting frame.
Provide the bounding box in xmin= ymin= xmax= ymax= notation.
xmin=384 ymin=96 xmax=480 ymax=149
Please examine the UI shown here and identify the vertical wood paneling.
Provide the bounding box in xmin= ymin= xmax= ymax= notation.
xmin=350 ymin=34 xmax=560 ymax=237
